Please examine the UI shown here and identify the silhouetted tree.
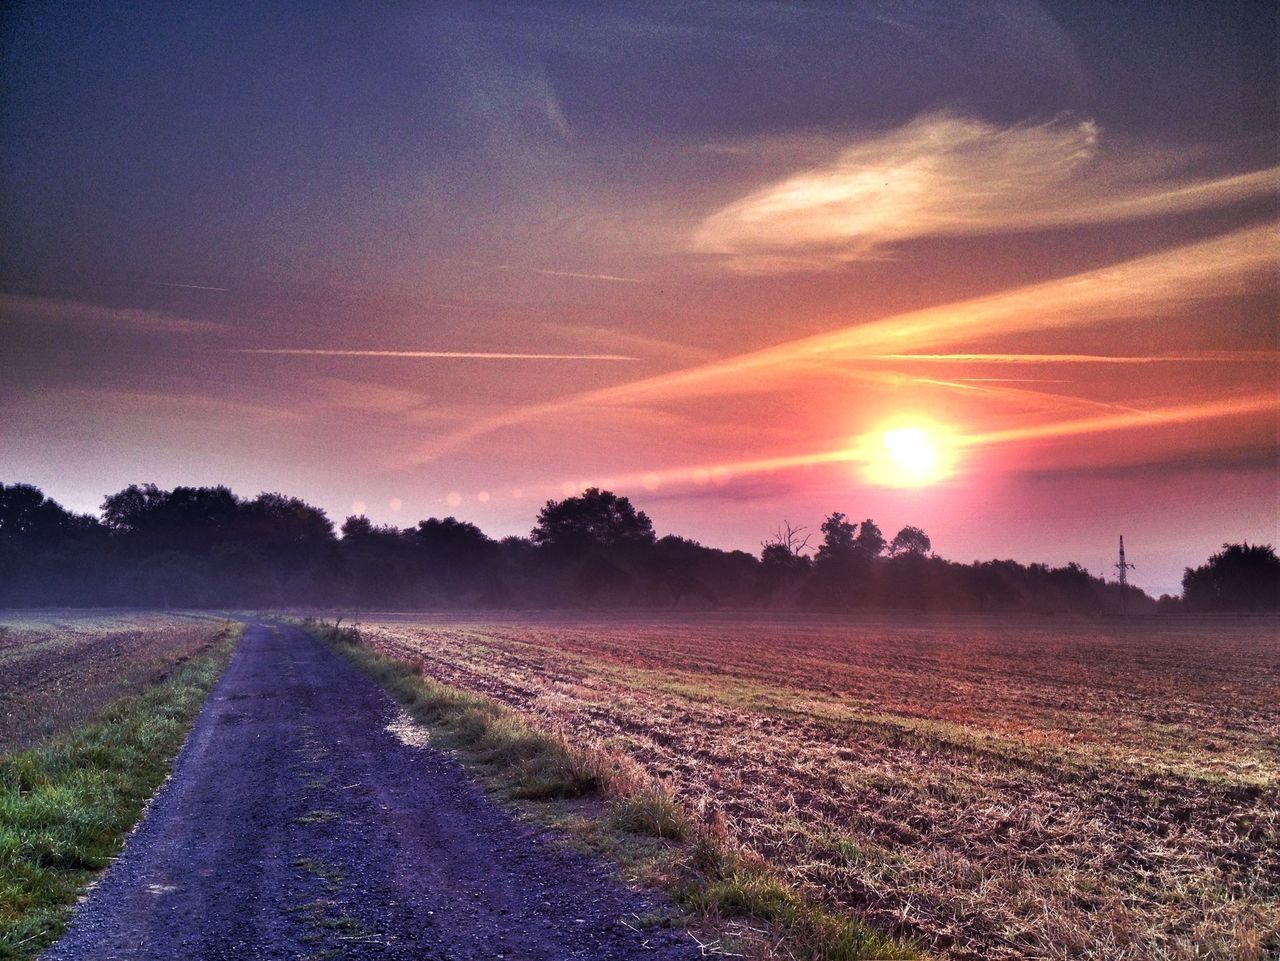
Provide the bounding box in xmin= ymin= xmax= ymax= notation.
xmin=415 ymin=517 xmax=495 ymax=564
xmin=759 ymin=521 xmax=812 ymax=604
xmin=1 ymin=483 xmax=97 ymax=548
xmin=889 ymin=526 xmax=931 ymax=556
xmin=0 ymin=480 xmax=1174 ymax=613
xmin=1182 ymin=543 xmax=1280 ymax=612
xmin=531 ymin=488 xmax=655 ymax=554
xmin=816 ymin=512 xmax=857 ymax=565
xmin=413 ymin=517 xmax=500 ymax=602
xmin=854 ymin=519 xmax=886 ymax=557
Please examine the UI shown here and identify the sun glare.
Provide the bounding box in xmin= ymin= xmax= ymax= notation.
xmin=864 ymin=424 xmax=953 ymax=487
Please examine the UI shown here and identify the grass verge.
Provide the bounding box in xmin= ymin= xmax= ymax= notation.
xmin=0 ymin=623 xmax=241 ymax=960
xmin=306 ymin=619 xmax=917 ymax=961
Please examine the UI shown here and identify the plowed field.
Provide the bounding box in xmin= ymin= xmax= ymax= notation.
xmin=0 ymin=611 xmax=231 ymax=752
xmin=350 ymin=612 xmax=1279 ymax=960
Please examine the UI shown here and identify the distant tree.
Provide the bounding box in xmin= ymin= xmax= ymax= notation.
xmin=0 ymin=483 xmax=97 ymax=547
xmin=816 ymin=512 xmax=857 ymax=565
xmin=854 ymin=518 xmax=886 ymax=557
xmin=340 ymin=515 xmax=375 ymax=539
xmin=415 ymin=516 xmax=495 ymax=563
xmin=0 ymin=478 xmax=1165 ymax=613
xmin=531 ymin=488 xmax=655 ymax=554
xmin=101 ymin=483 xmax=167 ymax=532
xmin=889 ymin=525 xmax=931 ymax=556
xmin=245 ymin=492 xmax=334 ymax=550
xmin=760 ymin=521 xmax=811 ymax=570
xmin=101 ymin=483 xmax=241 ymax=553
xmin=1182 ymin=542 xmax=1280 ymax=612
xmin=650 ymin=535 xmax=721 ymax=608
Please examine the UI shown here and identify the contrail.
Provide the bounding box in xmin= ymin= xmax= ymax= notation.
xmin=413 ymin=223 xmax=1277 ymax=462
xmin=501 ymin=265 xmax=646 ymax=284
xmin=229 ymin=348 xmax=638 ymax=361
xmin=448 ymin=257 xmax=647 ymax=284
xmin=865 ymin=351 xmax=1278 ymax=364
xmin=909 ymin=377 xmax=1152 ymax=416
xmin=957 ymin=393 xmax=1279 ymax=447
xmin=148 ymin=281 xmax=231 ymax=292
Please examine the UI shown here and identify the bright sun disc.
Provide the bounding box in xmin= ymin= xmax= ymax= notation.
xmin=864 ymin=424 xmax=952 ymax=486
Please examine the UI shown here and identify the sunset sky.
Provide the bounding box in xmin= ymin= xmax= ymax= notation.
xmin=2 ymin=1 xmax=1276 ymax=595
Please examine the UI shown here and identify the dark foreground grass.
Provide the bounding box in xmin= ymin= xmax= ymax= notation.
xmin=307 ymin=619 xmax=917 ymax=961
xmin=0 ymin=624 xmax=240 ymax=960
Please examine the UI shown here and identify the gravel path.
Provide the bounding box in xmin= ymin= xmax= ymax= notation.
xmin=44 ymin=622 xmax=700 ymax=960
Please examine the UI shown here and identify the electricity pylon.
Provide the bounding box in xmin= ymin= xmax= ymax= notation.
xmin=1114 ymin=535 xmax=1136 ymax=616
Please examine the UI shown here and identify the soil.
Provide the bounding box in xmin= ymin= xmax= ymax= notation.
xmin=42 ymin=622 xmax=700 ymax=960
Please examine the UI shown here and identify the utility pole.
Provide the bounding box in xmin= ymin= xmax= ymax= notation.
xmin=1114 ymin=535 xmax=1135 ymax=616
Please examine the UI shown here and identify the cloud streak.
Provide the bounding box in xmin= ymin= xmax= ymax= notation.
xmin=230 ymin=348 xmax=637 ymax=361
xmin=543 ymin=392 xmax=1280 ymax=496
xmin=417 ymin=222 xmax=1276 ymax=460
xmin=867 ymin=351 xmax=1279 ymax=364
xmin=958 ymin=394 xmax=1279 ymax=448
xmin=0 ymin=294 xmax=225 ymax=335
xmin=693 ymin=113 xmax=1279 ymax=271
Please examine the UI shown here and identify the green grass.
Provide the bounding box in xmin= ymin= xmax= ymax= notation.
xmin=0 ymin=624 xmax=240 ymax=960
xmin=307 ymin=619 xmax=917 ymax=961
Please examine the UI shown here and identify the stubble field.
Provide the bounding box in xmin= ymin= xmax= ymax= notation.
xmin=350 ymin=611 xmax=1279 ymax=961
xmin=0 ymin=611 xmax=230 ymax=752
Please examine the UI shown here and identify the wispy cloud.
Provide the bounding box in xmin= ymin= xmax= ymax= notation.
xmin=693 ymin=113 xmax=1279 ymax=271
xmin=229 ymin=348 xmax=637 ymax=361
xmin=0 ymin=294 xmax=225 ymax=334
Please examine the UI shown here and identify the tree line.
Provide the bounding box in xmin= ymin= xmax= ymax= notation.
xmin=1 ymin=481 xmax=1273 ymax=612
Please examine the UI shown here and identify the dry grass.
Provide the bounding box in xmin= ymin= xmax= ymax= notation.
xmin=342 ymin=611 xmax=1280 ymax=960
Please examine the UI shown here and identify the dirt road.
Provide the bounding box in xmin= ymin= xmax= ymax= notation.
xmin=44 ymin=622 xmax=699 ymax=960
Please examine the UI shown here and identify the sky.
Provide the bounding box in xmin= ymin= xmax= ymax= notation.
xmin=1 ymin=0 xmax=1276 ymax=596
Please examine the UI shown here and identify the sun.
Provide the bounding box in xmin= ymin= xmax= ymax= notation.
xmin=863 ymin=423 xmax=953 ymax=487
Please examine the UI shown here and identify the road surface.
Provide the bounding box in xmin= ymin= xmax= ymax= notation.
xmin=45 ymin=622 xmax=699 ymax=960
